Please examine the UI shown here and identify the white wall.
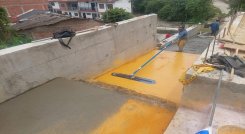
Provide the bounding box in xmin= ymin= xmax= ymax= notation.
xmin=52 ymin=2 xmax=60 ymax=9
xmin=98 ymin=0 xmax=131 ymax=13
xmin=67 ymin=11 xmax=79 ymax=18
xmin=86 ymin=12 xmax=93 ymax=19
xmin=98 ymin=3 xmax=106 ymax=12
xmin=113 ymin=0 xmax=131 ymax=13
xmin=78 ymin=2 xmax=91 ymax=9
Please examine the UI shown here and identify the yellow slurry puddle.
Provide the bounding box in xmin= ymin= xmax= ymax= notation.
xmin=95 ymin=50 xmax=198 ymax=104
xmin=218 ymin=125 xmax=245 ymax=134
xmin=92 ymin=99 xmax=174 ymax=134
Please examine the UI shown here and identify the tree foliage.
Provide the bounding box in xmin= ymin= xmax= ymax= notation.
xmin=0 ymin=7 xmax=32 ymax=49
xmin=229 ymin=0 xmax=245 ymax=12
xmin=0 ymin=7 xmax=10 ymax=41
xmin=133 ymin=0 xmax=217 ymax=23
xmin=102 ymin=8 xmax=133 ymax=23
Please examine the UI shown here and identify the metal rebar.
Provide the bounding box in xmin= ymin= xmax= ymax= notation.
xmin=208 ymin=70 xmax=223 ymax=126
xmin=204 ymin=40 xmax=213 ymax=63
xmin=211 ymin=35 xmax=216 ymax=57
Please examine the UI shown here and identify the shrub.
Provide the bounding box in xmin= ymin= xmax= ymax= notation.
xmin=145 ymin=0 xmax=165 ymax=14
xmin=0 ymin=7 xmax=32 ymax=49
xmin=229 ymin=0 xmax=245 ymax=12
xmin=102 ymin=8 xmax=133 ymax=23
xmin=133 ymin=0 xmax=218 ymax=23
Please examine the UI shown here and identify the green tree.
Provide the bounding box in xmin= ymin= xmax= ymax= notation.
xmin=145 ymin=0 xmax=165 ymax=14
xmin=132 ymin=0 xmax=147 ymax=13
xmin=102 ymin=8 xmax=133 ymax=23
xmin=229 ymin=0 xmax=245 ymax=12
xmin=0 ymin=7 xmax=32 ymax=49
xmin=185 ymin=0 xmax=215 ymax=22
xmin=133 ymin=0 xmax=217 ymax=23
xmin=0 ymin=8 xmax=10 ymax=42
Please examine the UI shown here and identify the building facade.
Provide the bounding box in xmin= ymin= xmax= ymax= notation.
xmin=48 ymin=0 xmax=131 ymax=19
xmin=0 ymin=0 xmax=49 ymax=22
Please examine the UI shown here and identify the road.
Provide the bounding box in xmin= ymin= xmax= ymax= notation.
xmin=213 ymin=0 xmax=229 ymax=14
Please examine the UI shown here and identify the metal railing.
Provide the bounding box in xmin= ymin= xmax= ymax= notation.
xmin=79 ymin=7 xmax=96 ymax=11
xmin=67 ymin=7 xmax=78 ymax=10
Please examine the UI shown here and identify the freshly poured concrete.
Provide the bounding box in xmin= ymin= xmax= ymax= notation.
xmin=0 ymin=78 xmax=174 ymax=134
xmin=92 ymin=99 xmax=174 ymax=134
xmin=95 ymin=50 xmax=198 ymax=104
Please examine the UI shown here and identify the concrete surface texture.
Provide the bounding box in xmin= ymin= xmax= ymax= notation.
xmin=94 ymin=50 xmax=198 ymax=105
xmin=166 ymin=36 xmax=213 ymax=54
xmin=165 ymin=77 xmax=245 ymax=134
xmin=165 ymin=17 xmax=245 ymax=134
xmin=0 ymin=14 xmax=157 ymax=103
xmin=218 ymin=125 xmax=245 ymax=134
xmin=0 ymin=78 xmax=175 ymax=134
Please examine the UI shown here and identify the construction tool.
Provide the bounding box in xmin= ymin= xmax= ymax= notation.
xmin=211 ymin=35 xmax=217 ymax=59
xmin=204 ymin=40 xmax=213 ymax=63
xmin=196 ymin=69 xmax=224 ymax=134
xmin=112 ymin=41 xmax=173 ymax=84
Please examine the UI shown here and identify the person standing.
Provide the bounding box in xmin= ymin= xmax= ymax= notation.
xmin=210 ymin=20 xmax=220 ymax=36
xmin=177 ymin=25 xmax=188 ymax=52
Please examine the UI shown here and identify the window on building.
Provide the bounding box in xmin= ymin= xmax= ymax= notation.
xmin=87 ymin=13 xmax=91 ymax=15
xmin=74 ymin=13 xmax=78 ymax=16
xmin=99 ymin=4 xmax=104 ymax=9
xmin=64 ymin=12 xmax=68 ymax=15
xmin=50 ymin=2 xmax=55 ymax=6
xmin=92 ymin=13 xmax=97 ymax=19
xmin=57 ymin=11 xmax=62 ymax=14
xmin=107 ymin=4 xmax=113 ymax=9
xmin=71 ymin=3 xmax=78 ymax=8
xmin=61 ymin=4 xmax=65 ymax=7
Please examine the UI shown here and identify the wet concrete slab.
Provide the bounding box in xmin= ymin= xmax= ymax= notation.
xmin=0 ymin=78 xmax=174 ymax=134
xmin=166 ymin=36 xmax=213 ymax=54
xmin=94 ymin=50 xmax=198 ymax=105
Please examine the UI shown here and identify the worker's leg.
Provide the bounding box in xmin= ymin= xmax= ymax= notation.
xmin=178 ymin=39 xmax=186 ymax=52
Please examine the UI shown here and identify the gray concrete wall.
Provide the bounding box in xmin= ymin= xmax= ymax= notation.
xmin=0 ymin=14 xmax=157 ymax=103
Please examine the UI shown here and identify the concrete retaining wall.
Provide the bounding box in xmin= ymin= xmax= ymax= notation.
xmin=0 ymin=14 xmax=157 ymax=103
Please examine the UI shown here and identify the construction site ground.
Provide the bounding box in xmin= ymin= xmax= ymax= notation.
xmin=0 ymin=78 xmax=175 ymax=134
xmin=0 ymin=35 xmax=213 ymax=133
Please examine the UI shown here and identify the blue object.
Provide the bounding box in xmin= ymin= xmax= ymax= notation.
xmin=196 ymin=130 xmax=209 ymax=134
xmin=177 ymin=29 xmax=188 ymax=39
xmin=196 ymin=127 xmax=212 ymax=134
xmin=210 ymin=22 xmax=220 ymax=33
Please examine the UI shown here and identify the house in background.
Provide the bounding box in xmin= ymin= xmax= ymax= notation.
xmin=12 ymin=13 xmax=103 ymax=40
xmin=48 ymin=0 xmax=131 ymax=19
xmin=0 ymin=0 xmax=49 ymax=22
xmin=97 ymin=0 xmax=131 ymax=16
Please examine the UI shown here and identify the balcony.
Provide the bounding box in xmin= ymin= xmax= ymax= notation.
xmin=80 ymin=7 xmax=96 ymax=11
xmin=68 ymin=7 xmax=78 ymax=10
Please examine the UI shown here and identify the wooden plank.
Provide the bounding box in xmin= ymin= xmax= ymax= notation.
xmin=223 ymin=43 xmax=245 ymax=52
